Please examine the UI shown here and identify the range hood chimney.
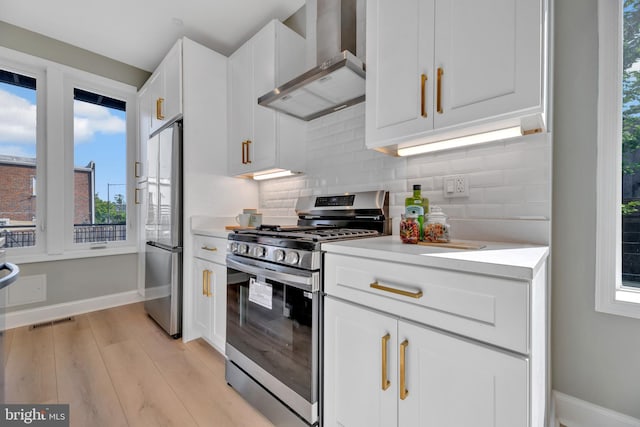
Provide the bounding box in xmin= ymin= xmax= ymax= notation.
xmin=258 ymin=0 xmax=366 ymax=121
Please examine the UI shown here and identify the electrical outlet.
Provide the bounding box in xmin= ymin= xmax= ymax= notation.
xmin=443 ymin=174 xmax=469 ymax=198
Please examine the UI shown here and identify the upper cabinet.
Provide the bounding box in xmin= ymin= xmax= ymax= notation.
xmin=136 ymin=40 xmax=183 ymax=183
xmin=365 ymin=0 xmax=547 ymax=153
xmin=228 ymin=20 xmax=307 ymax=178
xmin=148 ymin=40 xmax=183 ymax=136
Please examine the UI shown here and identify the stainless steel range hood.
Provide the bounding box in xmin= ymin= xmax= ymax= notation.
xmin=258 ymin=0 xmax=366 ymax=121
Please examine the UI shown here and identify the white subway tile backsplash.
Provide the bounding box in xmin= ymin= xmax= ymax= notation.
xmin=259 ymin=105 xmax=551 ymax=239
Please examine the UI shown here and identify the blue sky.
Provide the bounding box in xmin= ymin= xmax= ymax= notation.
xmin=0 ymin=81 xmax=127 ymax=203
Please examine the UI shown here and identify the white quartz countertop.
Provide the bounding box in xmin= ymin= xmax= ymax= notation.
xmin=190 ymin=215 xmax=297 ymax=239
xmin=321 ymin=235 xmax=549 ymax=281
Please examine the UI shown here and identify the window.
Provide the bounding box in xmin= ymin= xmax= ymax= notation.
xmin=596 ymin=0 xmax=640 ymax=318
xmin=0 ymin=47 xmax=137 ymax=260
xmin=72 ymin=88 xmax=128 ymax=244
xmin=0 ymin=68 xmax=43 ymax=249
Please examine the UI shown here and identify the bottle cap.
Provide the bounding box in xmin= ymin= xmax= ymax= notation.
xmin=413 ymin=184 xmax=421 ymax=191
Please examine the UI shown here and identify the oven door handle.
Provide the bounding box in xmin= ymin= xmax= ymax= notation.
xmin=226 ymin=257 xmax=318 ymax=292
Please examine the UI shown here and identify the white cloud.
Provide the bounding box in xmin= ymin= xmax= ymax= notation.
xmin=0 ymin=88 xmax=125 ymax=145
xmin=0 ymin=88 xmax=37 ymax=143
xmin=74 ymin=100 xmax=125 ymax=143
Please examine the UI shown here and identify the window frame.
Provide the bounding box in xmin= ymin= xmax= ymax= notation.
xmin=63 ymin=75 xmax=137 ymax=251
xmin=595 ymin=0 xmax=640 ymax=319
xmin=0 ymin=59 xmax=46 ymax=255
xmin=0 ymin=46 xmax=138 ymax=262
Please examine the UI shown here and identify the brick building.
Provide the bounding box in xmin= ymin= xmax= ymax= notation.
xmin=0 ymin=155 xmax=94 ymax=225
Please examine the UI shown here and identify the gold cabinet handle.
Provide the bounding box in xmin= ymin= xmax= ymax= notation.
xmin=135 ymin=161 xmax=142 ymax=178
xmin=436 ymin=68 xmax=443 ymax=114
xmin=381 ymin=333 xmax=391 ymax=391
xmin=400 ymin=339 xmax=409 ymax=400
xmin=134 ymin=188 xmax=141 ymax=205
xmin=202 ymin=269 xmax=207 ymax=296
xmin=241 ymin=140 xmax=247 ymax=164
xmin=420 ymin=73 xmax=428 ymax=118
xmin=156 ymin=97 xmax=165 ymax=120
xmin=246 ymin=140 xmax=252 ymax=164
xmin=370 ymin=281 xmax=423 ymax=299
xmin=206 ymin=270 xmax=212 ymax=297
xmin=201 ymin=246 xmax=217 ymax=252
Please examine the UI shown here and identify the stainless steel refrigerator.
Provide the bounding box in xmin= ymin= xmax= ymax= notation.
xmin=144 ymin=120 xmax=182 ymax=338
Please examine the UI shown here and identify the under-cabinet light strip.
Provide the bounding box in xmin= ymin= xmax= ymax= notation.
xmin=252 ymin=170 xmax=298 ymax=181
xmin=396 ymin=125 xmax=524 ymax=157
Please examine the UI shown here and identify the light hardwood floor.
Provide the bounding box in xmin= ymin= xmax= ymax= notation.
xmin=4 ymin=302 xmax=274 ymax=427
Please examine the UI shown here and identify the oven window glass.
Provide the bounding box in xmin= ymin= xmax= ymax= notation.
xmin=227 ymin=266 xmax=313 ymax=401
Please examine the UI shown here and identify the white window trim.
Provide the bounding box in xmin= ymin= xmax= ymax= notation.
xmin=63 ymin=74 xmax=137 ymax=251
xmin=595 ymin=0 xmax=640 ymax=319
xmin=0 ymin=46 xmax=138 ymax=261
xmin=0 ymin=55 xmax=47 ymax=256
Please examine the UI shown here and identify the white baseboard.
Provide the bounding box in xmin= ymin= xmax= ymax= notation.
xmin=553 ymin=391 xmax=640 ymax=427
xmin=2 ymin=290 xmax=145 ymax=330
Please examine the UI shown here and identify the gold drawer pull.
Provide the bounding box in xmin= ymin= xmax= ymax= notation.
xmin=381 ymin=333 xmax=391 ymax=391
xmin=400 ymin=339 xmax=409 ymax=400
xmin=370 ymin=281 xmax=423 ymax=299
xmin=420 ymin=73 xmax=427 ymax=118
xmin=436 ymin=68 xmax=444 ymax=114
xmin=201 ymin=246 xmax=217 ymax=252
xmin=156 ymin=97 xmax=165 ymax=120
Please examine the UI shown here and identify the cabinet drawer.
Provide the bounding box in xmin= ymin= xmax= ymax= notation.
xmin=324 ymin=253 xmax=530 ymax=354
xmin=193 ymin=235 xmax=227 ymax=264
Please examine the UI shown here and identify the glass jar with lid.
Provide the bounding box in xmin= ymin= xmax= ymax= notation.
xmin=399 ymin=213 xmax=420 ymax=244
xmin=424 ymin=206 xmax=450 ymax=242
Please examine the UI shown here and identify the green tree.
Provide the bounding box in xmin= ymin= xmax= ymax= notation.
xmin=94 ymin=193 xmax=126 ymax=224
xmin=622 ymin=0 xmax=640 ymax=213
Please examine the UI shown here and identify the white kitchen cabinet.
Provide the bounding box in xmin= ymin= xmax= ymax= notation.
xmin=136 ymin=37 xmax=259 ymax=338
xmin=228 ymin=19 xmax=306 ymax=178
xmin=192 ymin=234 xmax=227 ymax=352
xmin=322 ymin=240 xmax=549 ymax=427
xmin=324 ymin=297 xmax=528 ymax=427
xmin=149 ymin=40 xmax=183 ymax=135
xmin=365 ymin=0 xmax=547 ymax=152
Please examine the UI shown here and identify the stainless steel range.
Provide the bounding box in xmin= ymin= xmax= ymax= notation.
xmin=225 ymin=190 xmax=389 ymax=427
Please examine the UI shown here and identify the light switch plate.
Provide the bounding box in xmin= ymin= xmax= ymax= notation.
xmin=443 ymin=174 xmax=469 ymax=198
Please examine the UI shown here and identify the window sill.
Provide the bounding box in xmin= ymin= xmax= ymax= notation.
xmin=596 ymin=288 xmax=640 ymax=320
xmin=9 ymin=246 xmax=138 ymax=265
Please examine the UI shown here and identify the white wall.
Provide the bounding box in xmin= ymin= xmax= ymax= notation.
xmin=259 ymin=103 xmax=551 ymax=243
xmin=552 ymin=0 xmax=640 ymax=420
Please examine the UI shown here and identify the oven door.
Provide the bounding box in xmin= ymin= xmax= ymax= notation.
xmin=226 ymin=255 xmax=320 ymax=424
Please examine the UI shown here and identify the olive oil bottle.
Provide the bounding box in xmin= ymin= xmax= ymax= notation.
xmin=405 ymin=185 xmax=429 ymax=239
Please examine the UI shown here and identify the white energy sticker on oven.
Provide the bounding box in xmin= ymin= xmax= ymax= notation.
xmin=249 ymin=278 xmax=273 ymax=310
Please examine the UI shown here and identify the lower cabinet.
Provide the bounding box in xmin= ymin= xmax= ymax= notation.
xmin=192 ymin=241 xmax=227 ymax=352
xmin=323 ymin=297 xmax=528 ymax=427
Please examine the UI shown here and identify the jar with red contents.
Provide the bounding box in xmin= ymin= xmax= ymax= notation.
xmin=424 ymin=206 xmax=450 ymax=242
xmin=399 ymin=213 xmax=420 ymax=244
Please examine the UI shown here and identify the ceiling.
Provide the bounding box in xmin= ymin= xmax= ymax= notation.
xmin=0 ymin=0 xmax=305 ymax=72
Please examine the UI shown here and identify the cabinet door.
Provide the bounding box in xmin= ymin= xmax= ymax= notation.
xmin=250 ymin=23 xmax=278 ymax=172
xmin=137 ymin=85 xmax=152 ymax=181
xmin=148 ymin=71 xmax=164 ymax=134
xmin=193 ymin=258 xmax=212 ymax=338
xmin=228 ymin=42 xmax=253 ymax=176
xmin=208 ymin=261 xmax=227 ymax=351
xmin=433 ymin=0 xmax=542 ymax=129
xmin=324 ymin=297 xmax=398 ymax=427
xmin=161 ymin=41 xmax=183 ymax=125
xmin=366 ymin=0 xmax=434 ymax=149
xmin=398 ymin=321 xmax=528 ymax=427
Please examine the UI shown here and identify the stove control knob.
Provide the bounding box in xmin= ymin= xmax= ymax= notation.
xmin=274 ymin=249 xmax=285 ymax=262
xmin=238 ymin=244 xmax=249 ymax=255
xmin=253 ymin=246 xmax=266 ymax=257
xmin=229 ymin=242 xmax=238 ymax=253
xmin=285 ymin=251 xmax=300 ymax=265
